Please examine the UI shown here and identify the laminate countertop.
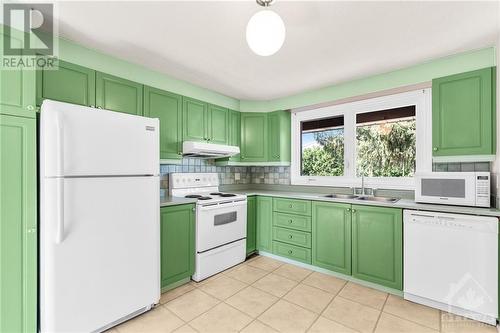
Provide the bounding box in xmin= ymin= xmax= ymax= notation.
xmin=161 ymin=190 xmax=500 ymax=217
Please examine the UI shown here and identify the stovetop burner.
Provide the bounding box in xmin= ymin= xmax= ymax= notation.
xmin=185 ymin=195 xmax=202 ymax=198
xmin=210 ymin=192 xmax=223 ymax=195
xmin=198 ymin=196 xmax=212 ymax=200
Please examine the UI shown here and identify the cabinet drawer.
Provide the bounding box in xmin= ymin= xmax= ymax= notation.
xmin=273 ymin=212 xmax=312 ymax=232
xmin=273 ymin=227 xmax=311 ymax=248
xmin=273 ymin=198 xmax=311 ymax=216
xmin=273 ymin=241 xmax=311 ymax=264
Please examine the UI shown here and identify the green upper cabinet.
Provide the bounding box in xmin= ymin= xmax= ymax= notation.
xmin=246 ymin=196 xmax=257 ymax=255
xmin=183 ymin=97 xmax=207 ymax=142
xmin=312 ymin=202 xmax=351 ymax=275
xmin=351 ymin=205 xmax=402 ymax=290
xmin=432 ymin=67 xmax=496 ymax=158
xmin=268 ymin=111 xmax=291 ymax=162
xmin=208 ymin=104 xmax=229 ymax=144
xmin=228 ymin=110 xmax=241 ymax=161
xmin=160 ymin=204 xmax=195 ymax=288
xmin=241 ymin=112 xmax=268 ymax=162
xmin=0 ymin=114 xmax=37 ymax=333
xmin=183 ymin=97 xmax=228 ymax=144
xmin=256 ymin=196 xmax=273 ymax=252
xmin=0 ymin=31 xmax=36 ymax=118
xmin=96 ymin=72 xmax=143 ymax=115
xmin=36 ymin=60 xmax=96 ymax=107
xmin=144 ymin=86 xmax=183 ymax=160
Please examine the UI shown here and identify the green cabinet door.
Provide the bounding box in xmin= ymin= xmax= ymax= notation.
xmin=312 ymin=202 xmax=351 ymax=275
xmin=256 ymin=196 xmax=273 ymax=252
xmin=246 ymin=196 xmax=257 ymax=255
xmin=144 ymin=87 xmax=183 ymax=160
xmin=228 ymin=110 xmax=241 ymax=161
xmin=160 ymin=204 xmax=195 ymax=288
xmin=36 ymin=60 xmax=95 ymax=107
xmin=0 ymin=30 xmax=36 ymax=118
xmin=241 ymin=113 xmax=268 ymax=162
xmin=96 ymin=72 xmax=143 ymax=115
xmin=351 ymin=205 xmax=402 ymax=290
xmin=0 ymin=115 xmax=37 ymax=333
xmin=432 ymin=67 xmax=496 ymax=157
xmin=183 ymin=97 xmax=208 ymax=142
xmin=208 ymin=104 xmax=228 ymax=144
xmin=268 ymin=111 xmax=291 ymax=162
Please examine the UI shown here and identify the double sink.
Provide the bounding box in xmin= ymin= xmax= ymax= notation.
xmin=323 ymin=193 xmax=400 ymax=203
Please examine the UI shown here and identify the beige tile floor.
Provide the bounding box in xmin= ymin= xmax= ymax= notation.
xmin=110 ymin=256 xmax=498 ymax=333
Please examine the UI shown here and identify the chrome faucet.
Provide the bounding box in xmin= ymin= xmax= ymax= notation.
xmin=361 ymin=175 xmax=365 ymax=196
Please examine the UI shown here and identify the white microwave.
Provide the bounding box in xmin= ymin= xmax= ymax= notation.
xmin=415 ymin=172 xmax=490 ymax=207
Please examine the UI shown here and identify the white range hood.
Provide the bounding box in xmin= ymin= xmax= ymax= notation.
xmin=182 ymin=141 xmax=240 ymax=159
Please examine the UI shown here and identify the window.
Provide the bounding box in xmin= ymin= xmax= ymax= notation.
xmin=291 ymin=89 xmax=432 ymax=189
xmin=356 ymin=106 xmax=416 ymax=177
xmin=301 ymin=116 xmax=344 ymax=177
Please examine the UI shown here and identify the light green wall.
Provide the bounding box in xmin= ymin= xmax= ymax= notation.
xmin=56 ymin=37 xmax=240 ymax=110
xmin=240 ymin=47 xmax=497 ymax=112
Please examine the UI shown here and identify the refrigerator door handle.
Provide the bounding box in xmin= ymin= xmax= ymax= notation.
xmin=56 ymin=115 xmax=65 ymax=244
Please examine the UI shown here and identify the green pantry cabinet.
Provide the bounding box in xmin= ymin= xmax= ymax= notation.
xmin=160 ymin=204 xmax=195 ymax=289
xmin=0 ymin=39 xmax=37 ymax=332
xmin=432 ymin=67 xmax=496 ymax=158
xmin=250 ymin=197 xmax=403 ymax=291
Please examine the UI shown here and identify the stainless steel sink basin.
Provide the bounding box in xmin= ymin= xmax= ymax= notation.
xmin=324 ymin=194 xmax=359 ymax=199
xmin=355 ymin=196 xmax=399 ymax=203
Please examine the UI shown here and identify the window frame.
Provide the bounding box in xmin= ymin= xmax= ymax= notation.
xmin=291 ymin=89 xmax=432 ymax=190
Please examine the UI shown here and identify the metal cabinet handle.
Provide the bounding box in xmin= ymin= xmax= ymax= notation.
xmin=26 ymin=105 xmax=34 ymax=111
xmin=288 ymin=219 xmax=293 ymax=224
xmin=433 ymin=147 xmax=438 ymax=151
xmin=289 ymin=204 xmax=293 ymax=208
xmin=288 ymin=234 xmax=293 ymax=239
xmin=346 ymin=208 xmax=352 ymax=212
xmin=352 ymin=209 xmax=357 ymax=213
xmin=288 ymin=250 xmax=293 ymax=254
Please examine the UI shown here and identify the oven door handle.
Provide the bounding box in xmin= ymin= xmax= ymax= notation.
xmin=198 ymin=200 xmax=247 ymax=211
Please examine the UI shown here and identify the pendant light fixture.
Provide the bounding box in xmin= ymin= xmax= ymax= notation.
xmin=246 ymin=0 xmax=286 ymax=56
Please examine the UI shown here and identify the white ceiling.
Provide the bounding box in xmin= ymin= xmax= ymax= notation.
xmin=51 ymin=1 xmax=499 ymax=101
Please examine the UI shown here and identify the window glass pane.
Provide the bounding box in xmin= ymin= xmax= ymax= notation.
xmin=356 ymin=106 xmax=416 ymax=177
xmin=301 ymin=116 xmax=344 ymax=176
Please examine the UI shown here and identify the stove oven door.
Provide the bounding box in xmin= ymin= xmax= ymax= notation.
xmin=196 ymin=199 xmax=247 ymax=253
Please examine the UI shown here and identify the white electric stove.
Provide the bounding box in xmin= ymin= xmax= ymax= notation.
xmin=169 ymin=173 xmax=247 ymax=281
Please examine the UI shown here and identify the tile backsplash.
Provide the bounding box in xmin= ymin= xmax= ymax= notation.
xmin=432 ymin=162 xmax=490 ymax=172
xmin=160 ymin=158 xmax=291 ymax=190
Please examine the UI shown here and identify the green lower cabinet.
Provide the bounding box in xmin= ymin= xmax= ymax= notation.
xmin=272 ymin=241 xmax=311 ymax=264
xmin=144 ymin=86 xmax=183 ymax=160
xmin=0 ymin=114 xmax=37 ymax=333
xmin=273 ymin=227 xmax=311 ymax=248
xmin=246 ymin=196 xmax=257 ymax=255
xmin=96 ymin=72 xmax=143 ymax=115
xmin=256 ymin=196 xmax=273 ymax=252
xmin=351 ymin=205 xmax=403 ymax=290
xmin=160 ymin=204 xmax=195 ymax=288
xmin=36 ymin=60 xmax=96 ymax=107
xmin=312 ymin=202 xmax=352 ymax=275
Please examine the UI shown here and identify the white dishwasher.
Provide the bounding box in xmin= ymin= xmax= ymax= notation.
xmin=404 ymin=210 xmax=498 ymax=325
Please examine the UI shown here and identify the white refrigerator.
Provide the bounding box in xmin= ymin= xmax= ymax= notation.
xmin=40 ymin=100 xmax=160 ymax=333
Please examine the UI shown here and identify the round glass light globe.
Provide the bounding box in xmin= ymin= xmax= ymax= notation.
xmin=246 ymin=10 xmax=285 ymax=56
